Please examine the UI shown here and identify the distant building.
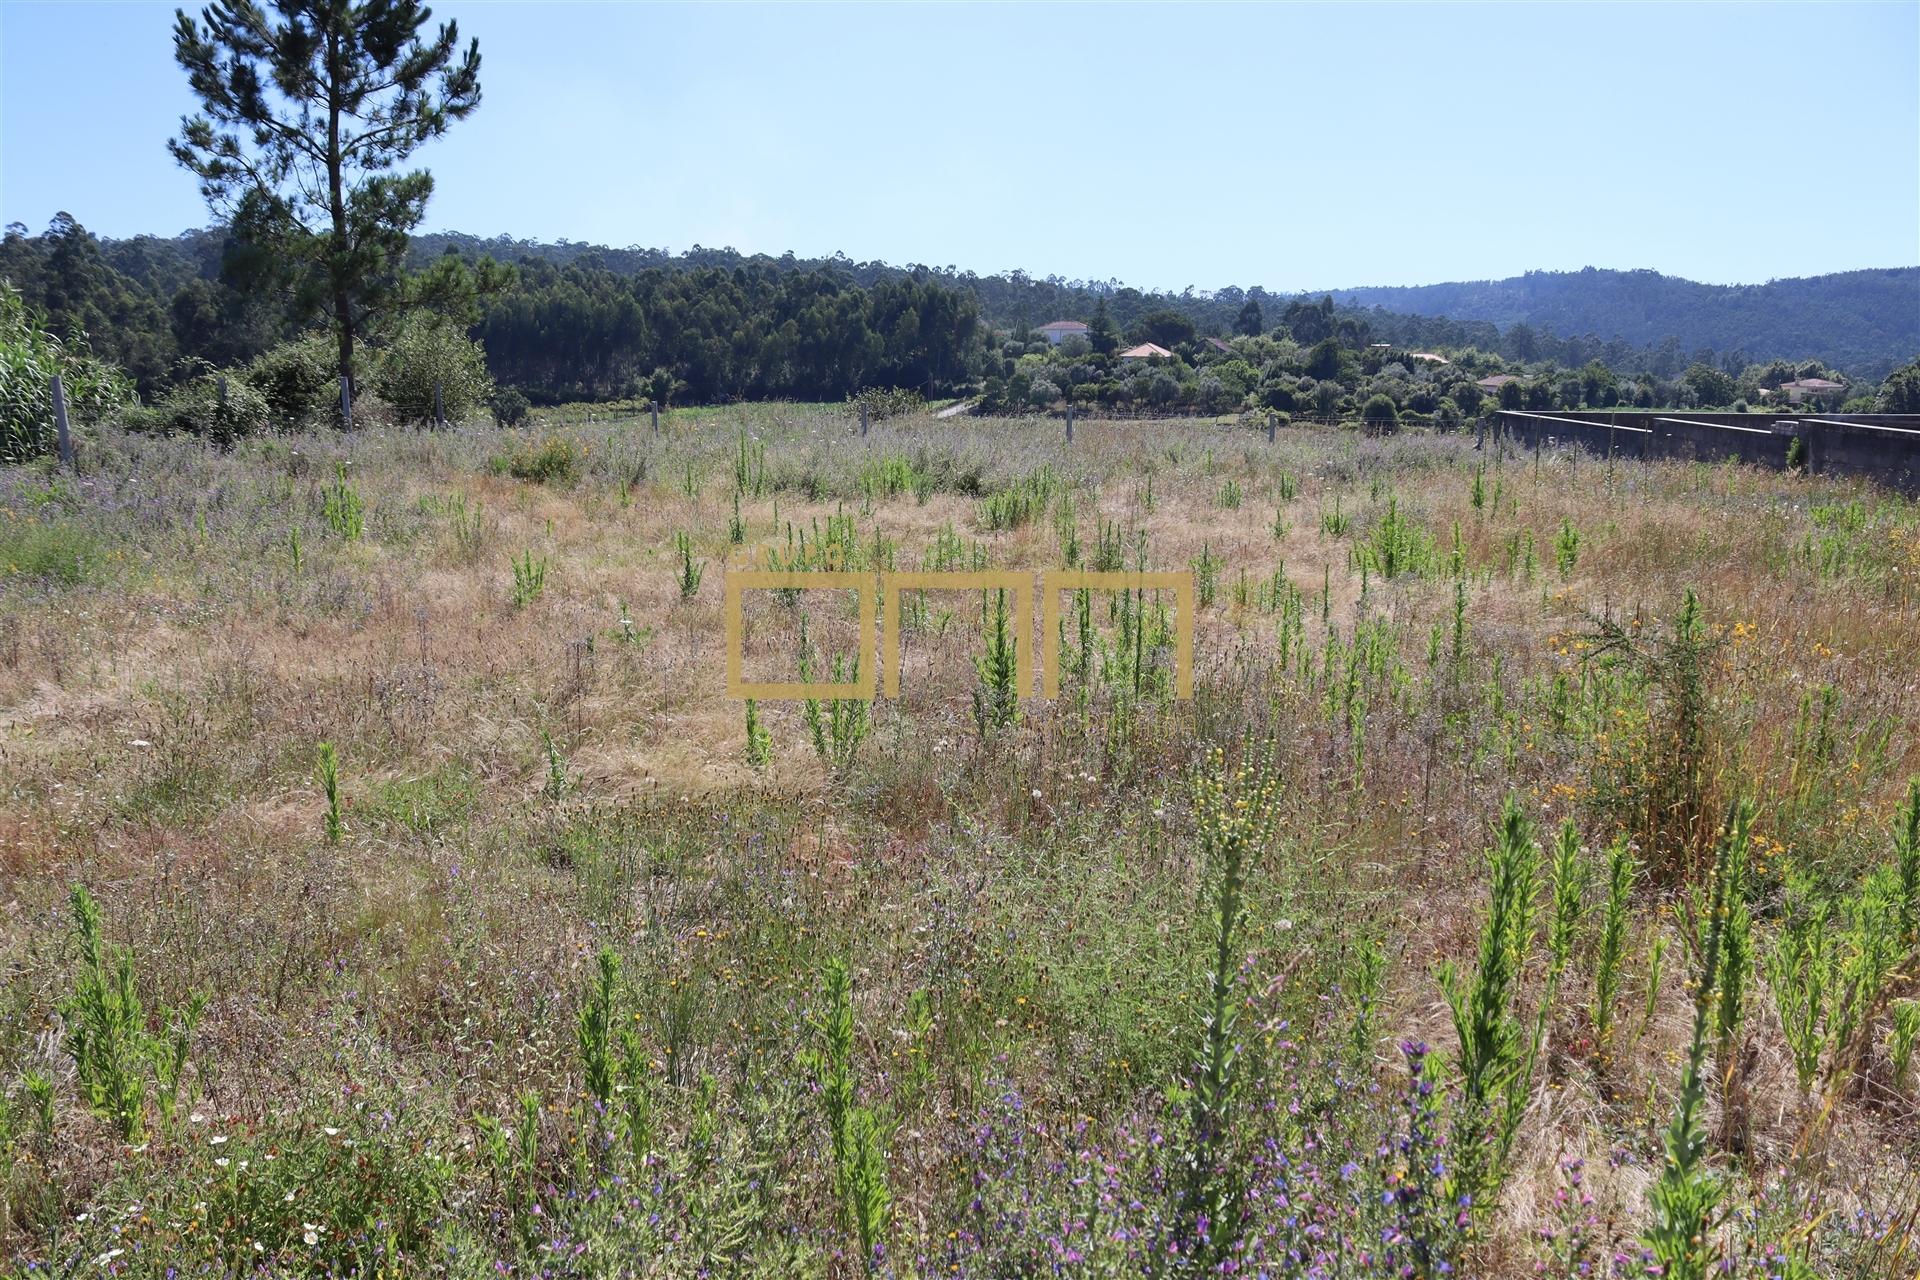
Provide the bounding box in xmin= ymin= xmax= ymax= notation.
xmin=1203 ymin=336 xmax=1234 ymax=354
xmin=1038 ymin=320 xmax=1091 ymax=346
xmin=1476 ymin=374 xmax=1521 ymax=393
xmin=1119 ymin=342 xmax=1174 ymax=361
xmin=1777 ymin=377 xmax=1846 ymax=404
xmin=1410 ymin=352 xmax=1450 ymax=366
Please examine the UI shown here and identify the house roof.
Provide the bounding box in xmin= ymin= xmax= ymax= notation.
xmin=1410 ymin=352 xmax=1450 ymax=365
xmin=1204 ymin=336 xmax=1233 ymax=352
xmin=1040 ymin=320 xmax=1090 ymax=332
xmin=1781 ymin=377 xmax=1844 ymax=390
xmin=1476 ymin=374 xmax=1521 ymax=388
xmin=1118 ymin=342 xmax=1173 ymax=359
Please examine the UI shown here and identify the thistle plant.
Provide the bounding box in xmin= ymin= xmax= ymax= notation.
xmin=1593 ymin=838 xmax=1635 ymax=1056
xmin=800 ymin=625 xmax=870 ymax=772
xmin=811 ymin=958 xmax=891 ymax=1271
xmin=316 ymin=740 xmax=343 ymax=844
xmin=1439 ymin=796 xmax=1539 ymax=1224
xmin=1768 ymin=875 xmax=1835 ymax=1094
xmin=1193 ymin=541 xmax=1222 ymax=608
xmin=1501 ymin=817 xmax=1585 ymax=1185
xmin=1470 ymin=463 xmax=1485 ymax=510
xmin=321 ymin=463 xmax=364 ymax=540
xmin=510 ymin=548 xmax=548 ymax=607
xmin=60 ymin=886 xmax=206 ymax=1143
xmin=729 ymin=490 xmax=746 ymax=545
xmin=1276 ymin=470 xmax=1298 ymax=501
xmin=1642 ymin=801 xmax=1744 ymax=1280
xmin=1643 ymin=934 xmax=1669 ymax=1035
xmin=1182 ymin=744 xmax=1281 ymax=1262
xmin=1553 ymin=517 xmax=1581 ymax=578
xmin=1714 ymin=809 xmax=1753 ymax=1072
xmin=541 ymin=730 xmax=569 ymax=802
xmin=1321 ymin=494 xmax=1350 ymax=536
xmin=1888 ymin=1000 xmax=1919 ymax=1090
xmin=971 ymin=588 xmax=1018 ymax=736
xmin=675 ymin=530 xmax=705 ymax=601
xmin=579 ymin=946 xmax=619 ymax=1113
xmin=744 ymin=698 xmax=772 ymax=767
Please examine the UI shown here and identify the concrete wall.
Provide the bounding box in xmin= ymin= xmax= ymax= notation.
xmin=1490 ymin=410 xmax=1920 ymax=494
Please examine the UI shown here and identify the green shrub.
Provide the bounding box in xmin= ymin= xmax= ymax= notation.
xmin=153 ymin=362 xmax=273 ymax=443
xmin=1361 ymin=393 xmax=1399 ymax=427
xmin=491 ymin=386 xmax=530 ymax=427
xmin=490 ymin=434 xmax=581 ymax=485
xmin=848 ymin=387 xmax=925 ymax=421
xmin=0 ymin=516 xmax=101 ymax=585
xmin=372 ymin=316 xmax=493 ymax=425
xmin=245 ymin=333 xmax=340 ymax=428
xmin=60 ymin=885 xmax=206 ymax=1142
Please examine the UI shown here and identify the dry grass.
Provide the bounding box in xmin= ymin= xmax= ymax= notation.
xmin=0 ymin=406 xmax=1916 ymax=1276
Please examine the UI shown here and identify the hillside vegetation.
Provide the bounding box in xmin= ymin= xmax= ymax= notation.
xmin=1331 ymin=267 xmax=1920 ymax=381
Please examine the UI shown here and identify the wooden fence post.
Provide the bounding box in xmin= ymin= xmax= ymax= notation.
xmin=650 ymin=400 xmax=660 ymax=434
xmin=1266 ymin=411 xmax=1277 ymax=444
xmin=434 ymin=381 xmax=445 ymax=430
xmin=860 ymin=402 xmax=869 ymax=438
xmin=1065 ymin=404 xmax=1074 ymax=444
xmin=340 ymin=376 xmax=352 ymax=430
xmin=50 ymin=373 xmax=74 ymax=468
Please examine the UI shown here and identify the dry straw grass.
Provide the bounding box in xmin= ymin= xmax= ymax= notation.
xmin=0 ymin=405 xmax=1916 ymax=1275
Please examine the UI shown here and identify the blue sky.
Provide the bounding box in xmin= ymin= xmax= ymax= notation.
xmin=2 ymin=1 xmax=1915 ymax=292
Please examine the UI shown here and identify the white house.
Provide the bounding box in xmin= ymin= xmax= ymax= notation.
xmin=1777 ymin=377 xmax=1846 ymax=404
xmin=1038 ymin=320 xmax=1091 ymax=346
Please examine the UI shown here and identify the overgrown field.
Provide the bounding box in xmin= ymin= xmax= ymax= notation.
xmin=1 ymin=406 xmax=1918 ymax=1278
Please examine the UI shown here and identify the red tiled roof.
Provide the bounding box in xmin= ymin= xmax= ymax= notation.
xmin=1119 ymin=342 xmax=1173 ymax=359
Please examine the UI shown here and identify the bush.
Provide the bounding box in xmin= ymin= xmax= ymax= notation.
xmin=246 ymin=333 xmax=340 ymax=429
xmin=0 ymin=516 xmax=102 ymax=585
xmin=1 ymin=281 xmax=136 ymax=464
xmin=848 ymin=387 xmax=926 ymax=421
xmin=153 ymin=362 xmax=273 ymax=443
xmin=372 ymin=317 xmax=493 ymax=425
xmin=1361 ymin=393 xmax=1400 ymax=427
xmin=489 ymin=433 xmax=582 ymax=485
xmin=491 ymin=386 xmax=530 ymax=427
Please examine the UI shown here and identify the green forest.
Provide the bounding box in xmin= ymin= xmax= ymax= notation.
xmin=5 ymin=213 xmax=1918 ymax=451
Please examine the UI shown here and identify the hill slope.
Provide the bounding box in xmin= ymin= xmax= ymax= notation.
xmin=1328 ymin=267 xmax=1918 ymax=378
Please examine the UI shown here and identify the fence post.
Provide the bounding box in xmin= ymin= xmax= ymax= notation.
xmin=50 ymin=373 xmax=74 ymax=468
xmin=650 ymin=400 xmax=659 ymax=434
xmin=340 ymin=376 xmax=352 ymax=431
xmin=1266 ymin=411 xmax=1276 ymax=444
xmin=434 ymin=381 xmax=445 ymax=430
xmin=860 ymin=402 xmax=869 ymax=438
xmin=1065 ymin=404 xmax=1075 ymax=444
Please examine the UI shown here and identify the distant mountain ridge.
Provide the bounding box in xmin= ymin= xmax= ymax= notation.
xmin=1325 ymin=267 xmax=1918 ymax=378
xmin=409 ymin=234 xmax=1916 ymax=378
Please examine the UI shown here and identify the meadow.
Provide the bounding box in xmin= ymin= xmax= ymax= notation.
xmin=0 ymin=404 xmax=1916 ymax=1278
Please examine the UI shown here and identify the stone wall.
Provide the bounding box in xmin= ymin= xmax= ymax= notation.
xmin=1489 ymin=410 xmax=1920 ymax=493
